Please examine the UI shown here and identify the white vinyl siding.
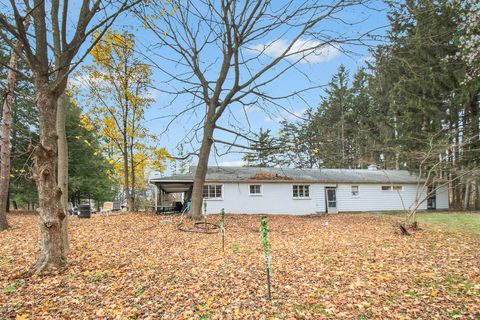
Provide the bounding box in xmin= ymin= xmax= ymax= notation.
xmin=205 ymin=183 xmax=319 ymax=215
xmin=435 ymin=184 xmax=449 ymax=209
xmin=336 ymin=184 xmax=427 ymax=212
xmin=202 ymin=183 xmax=445 ymax=215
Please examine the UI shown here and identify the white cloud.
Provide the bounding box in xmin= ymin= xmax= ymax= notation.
xmin=68 ymin=74 xmax=104 ymax=89
xmin=68 ymin=74 xmax=89 ymax=88
xmin=146 ymin=88 xmax=162 ymax=100
xmin=248 ymin=39 xmax=341 ymax=64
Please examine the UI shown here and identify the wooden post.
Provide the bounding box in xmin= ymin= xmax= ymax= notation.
xmin=220 ymin=208 xmax=225 ymax=252
xmin=154 ymin=185 xmax=158 ymax=212
xmin=203 ymin=199 xmax=207 ymax=229
xmin=266 ymin=255 xmax=272 ymax=300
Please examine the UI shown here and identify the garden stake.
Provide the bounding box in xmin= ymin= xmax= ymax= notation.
xmin=203 ymin=199 xmax=207 ymax=230
xmin=260 ymin=216 xmax=272 ymax=300
xmin=220 ymin=208 xmax=225 ymax=252
xmin=266 ymin=255 xmax=271 ymax=300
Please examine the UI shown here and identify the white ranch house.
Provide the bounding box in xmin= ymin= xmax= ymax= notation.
xmin=149 ymin=166 xmax=449 ymax=214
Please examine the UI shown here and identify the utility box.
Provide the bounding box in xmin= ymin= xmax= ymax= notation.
xmin=78 ymin=204 xmax=91 ymax=218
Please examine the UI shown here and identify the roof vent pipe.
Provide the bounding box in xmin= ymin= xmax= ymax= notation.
xmin=368 ymin=164 xmax=378 ymax=171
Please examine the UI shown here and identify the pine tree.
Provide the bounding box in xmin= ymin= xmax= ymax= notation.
xmin=243 ymin=129 xmax=278 ymax=167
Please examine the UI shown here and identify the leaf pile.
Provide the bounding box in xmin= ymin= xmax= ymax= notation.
xmin=1 ymin=212 xmax=479 ymax=319
xmin=249 ymin=173 xmax=292 ymax=180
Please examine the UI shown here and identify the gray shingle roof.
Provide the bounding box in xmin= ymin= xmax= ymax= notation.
xmin=150 ymin=166 xmax=423 ymax=184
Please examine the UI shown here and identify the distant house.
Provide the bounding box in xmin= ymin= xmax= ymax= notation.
xmin=149 ymin=165 xmax=448 ymax=214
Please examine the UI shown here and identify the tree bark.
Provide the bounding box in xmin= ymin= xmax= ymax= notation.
xmin=476 ymin=180 xmax=480 ymax=210
xmin=463 ymin=180 xmax=470 ymax=211
xmin=122 ymin=151 xmax=132 ymax=211
xmin=130 ymin=146 xmax=136 ymax=211
xmin=189 ymin=122 xmax=214 ymax=220
xmin=56 ymin=93 xmax=69 ymax=252
xmin=0 ymin=40 xmax=23 ymax=231
xmin=33 ymin=81 xmax=67 ymax=272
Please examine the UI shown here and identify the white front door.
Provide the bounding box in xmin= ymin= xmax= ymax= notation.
xmin=325 ymin=187 xmax=338 ymax=213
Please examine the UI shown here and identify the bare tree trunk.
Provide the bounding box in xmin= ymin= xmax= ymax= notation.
xmin=463 ymin=180 xmax=470 ymax=211
xmin=0 ymin=41 xmax=23 ymax=231
xmin=189 ymin=123 xmax=214 ymax=220
xmin=476 ymin=180 xmax=480 ymax=210
xmin=130 ymin=147 xmax=136 ymax=211
xmin=454 ymin=110 xmax=461 ymax=208
xmin=56 ymin=93 xmax=69 ymax=252
xmin=33 ymin=82 xmax=67 ymax=272
xmin=341 ymin=105 xmax=345 ymax=166
xmin=394 ymin=115 xmax=400 ymax=170
xmin=122 ymin=151 xmax=132 ymax=211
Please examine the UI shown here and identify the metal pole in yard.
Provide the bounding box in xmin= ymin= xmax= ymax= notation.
xmin=266 ymin=255 xmax=271 ymax=300
xmin=203 ymin=199 xmax=207 ymax=230
xmin=220 ymin=208 xmax=225 ymax=252
xmin=260 ymin=216 xmax=272 ymax=300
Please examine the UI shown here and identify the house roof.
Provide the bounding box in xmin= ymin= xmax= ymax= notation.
xmin=150 ymin=166 xmax=424 ymax=184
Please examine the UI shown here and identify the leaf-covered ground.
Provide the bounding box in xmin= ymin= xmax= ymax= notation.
xmin=1 ymin=212 xmax=479 ymax=319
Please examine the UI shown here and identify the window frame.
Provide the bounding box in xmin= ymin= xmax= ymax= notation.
xmin=292 ymin=184 xmax=310 ymax=199
xmin=202 ymin=184 xmax=223 ymax=200
xmin=249 ymin=184 xmax=262 ymax=196
xmin=381 ymin=185 xmax=403 ymax=192
xmin=351 ymin=185 xmax=359 ymax=197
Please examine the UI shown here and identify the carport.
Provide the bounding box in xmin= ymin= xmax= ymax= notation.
xmin=150 ymin=175 xmax=194 ymax=213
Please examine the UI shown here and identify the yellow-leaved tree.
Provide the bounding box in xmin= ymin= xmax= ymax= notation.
xmin=81 ymin=30 xmax=170 ymax=211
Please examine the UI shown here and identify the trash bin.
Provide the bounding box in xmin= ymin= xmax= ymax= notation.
xmin=78 ymin=204 xmax=91 ymax=218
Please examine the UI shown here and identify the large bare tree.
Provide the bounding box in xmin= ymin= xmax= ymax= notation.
xmin=0 ymin=0 xmax=141 ymax=272
xmin=137 ymin=0 xmax=374 ymax=219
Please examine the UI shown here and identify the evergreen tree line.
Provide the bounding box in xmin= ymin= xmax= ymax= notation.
xmin=0 ymin=44 xmax=116 ymax=210
xmin=244 ymin=0 xmax=479 ymax=209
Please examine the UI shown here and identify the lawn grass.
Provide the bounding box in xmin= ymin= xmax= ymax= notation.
xmin=381 ymin=211 xmax=480 ymax=236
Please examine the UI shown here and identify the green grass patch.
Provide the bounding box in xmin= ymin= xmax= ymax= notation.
xmin=3 ymin=280 xmax=25 ymax=295
xmin=231 ymin=243 xmax=240 ymax=253
xmin=87 ymin=271 xmax=112 ymax=283
xmin=382 ymin=211 xmax=480 ymax=236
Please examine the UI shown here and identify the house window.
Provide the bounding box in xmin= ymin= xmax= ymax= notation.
xmin=249 ymin=184 xmax=262 ymax=195
xmin=351 ymin=186 xmax=359 ymax=196
xmin=293 ymin=185 xmax=310 ymax=198
xmin=381 ymin=185 xmax=403 ymax=191
xmin=203 ymin=185 xmax=222 ymax=199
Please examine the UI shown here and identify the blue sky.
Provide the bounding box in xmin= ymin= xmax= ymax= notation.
xmin=74 ymin=1 xmax=391 ymax=171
